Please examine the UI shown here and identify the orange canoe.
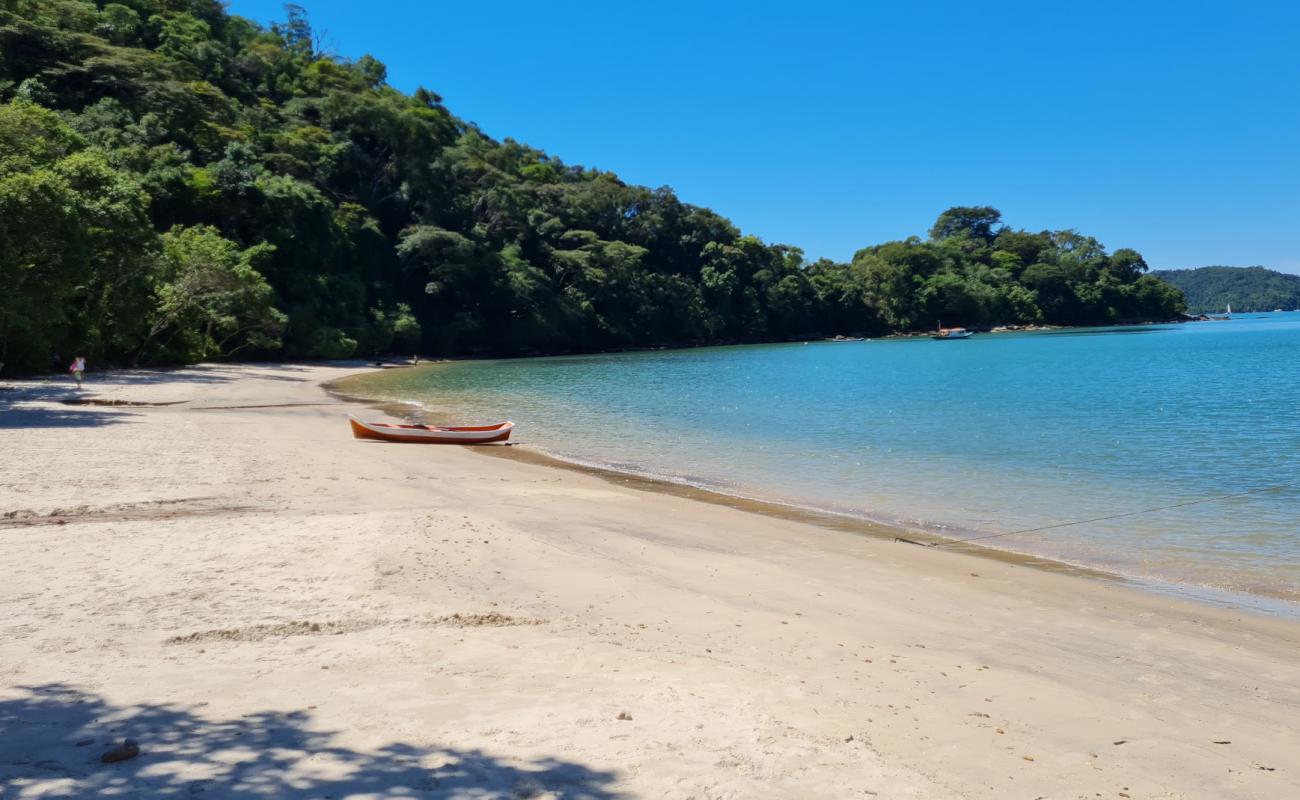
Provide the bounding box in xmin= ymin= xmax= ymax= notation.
xmin=349 ymin=416 xmax=513 ymax=444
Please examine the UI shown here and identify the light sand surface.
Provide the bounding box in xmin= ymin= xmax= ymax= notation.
xmin=1 ymin=363 xmax=1298 ymax=799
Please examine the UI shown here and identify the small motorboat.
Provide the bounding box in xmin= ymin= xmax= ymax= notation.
xmin=349 ymin=416 xmax=513 ymax=444
xmin=932 ymin=327 xmax=973 ymax=340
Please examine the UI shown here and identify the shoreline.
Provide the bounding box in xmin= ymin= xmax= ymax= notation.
xmin=326 ymin=365 xmax=1300 ymax=620
xmin=475 ymin=443 xmax=1300 ymax=619
xmin=4 ymin=361 xmax=1299 ymax=798
xmin=0 ymin=317 xmax=1200 ymax=383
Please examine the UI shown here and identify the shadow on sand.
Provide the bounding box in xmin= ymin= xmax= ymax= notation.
xmin=0 ymin=403 xmax=138 ymax=429
xmin=115 ymin=363 xmax=333 ymax=384
xmin=0 ymin=363 xmax=315 ymax=428
xmin=0 ymin=684 xmax=626 ymax=799
xmin=0 ymin=363 xmax=316 ymax=396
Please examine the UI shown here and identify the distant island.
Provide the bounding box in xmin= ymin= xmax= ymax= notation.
xmin=0 ymin=2 xmax=1185 ymax=373
xmin=1151 ymin=266 xmax=1300 ymax=314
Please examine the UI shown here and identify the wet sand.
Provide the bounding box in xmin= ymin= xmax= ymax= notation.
xmin=1 ymin=362 xmax=1298 ymax=798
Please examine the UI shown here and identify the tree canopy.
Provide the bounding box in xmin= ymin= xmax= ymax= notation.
xmin=0 ymin=1 xmax=1186 ymax=373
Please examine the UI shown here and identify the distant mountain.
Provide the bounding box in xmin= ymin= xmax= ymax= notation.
xmin=1151 ymin=266 xmax=1300 ymax=314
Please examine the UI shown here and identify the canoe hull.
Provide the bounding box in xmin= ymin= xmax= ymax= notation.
xmin=349 ymin=417 xmax=513 ymax=444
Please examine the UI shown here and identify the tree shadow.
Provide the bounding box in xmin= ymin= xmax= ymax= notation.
xmin=0 ymin=404 xmax=137 ymax=429
xmin=166 ymin=364 xmax=311 ymax=383
xmin=0 ymin=684 xmax=627 ymax=799
xmin=89 ymin=365 xmax=242 ymax=386
xmin=1 ymin=362 xmax=356 ymax=396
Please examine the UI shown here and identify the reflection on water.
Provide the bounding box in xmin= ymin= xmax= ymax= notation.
xmin=338 ymin=313 xmax=1300 ymax=612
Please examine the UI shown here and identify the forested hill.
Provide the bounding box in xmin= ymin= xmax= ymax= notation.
xmin=0 ymin=1 xmax=1185 ymax=373
xmin=1151 ymin=267 xmax=1300 ymax=314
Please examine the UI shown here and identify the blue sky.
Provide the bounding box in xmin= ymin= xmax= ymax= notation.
xmin=228 ymin=1 xmax=1300 ymax=273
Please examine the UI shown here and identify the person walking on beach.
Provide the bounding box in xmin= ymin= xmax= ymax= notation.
xmin=69 ymin=355 xmax=86 ymax=388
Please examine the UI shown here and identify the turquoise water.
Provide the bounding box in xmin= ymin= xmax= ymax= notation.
xmin=342 ymin=314 xmax=1300 ymax=610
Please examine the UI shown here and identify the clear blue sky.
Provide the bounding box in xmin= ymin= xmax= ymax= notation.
xmin=228 ymin=1 xmax=1300 ymax=273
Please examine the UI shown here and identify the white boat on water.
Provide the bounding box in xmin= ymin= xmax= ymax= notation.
xmin=932 ymin=322 xmax=973 ymax=340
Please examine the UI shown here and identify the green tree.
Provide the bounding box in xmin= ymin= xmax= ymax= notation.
xmin=0 ymin=100 xmax=154 ymax=370
xmin=138 ymin=225 xmax=285 ymax=363
xmin=929 ymin=206 xmax=1003 ymax=243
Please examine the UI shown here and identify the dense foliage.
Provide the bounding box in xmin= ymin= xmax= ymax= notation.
xmin=1151 ymin=267 xmax=1300 ymax=314
xmin=0 ymin=1 xmax=1186 ymax=373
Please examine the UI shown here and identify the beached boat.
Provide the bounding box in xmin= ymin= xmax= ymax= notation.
xmin=932 ymin=326 xmax=973 ymax=340
xmin=349 ymin=416 xmax=513 ymax=444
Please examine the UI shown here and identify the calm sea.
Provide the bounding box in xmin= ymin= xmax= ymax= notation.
xmin=338 ymin=313 xmax=1300 ymax=612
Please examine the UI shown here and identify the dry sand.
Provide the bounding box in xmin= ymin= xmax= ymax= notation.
xmin=1 ymin=362 xmax=1297 ymax=799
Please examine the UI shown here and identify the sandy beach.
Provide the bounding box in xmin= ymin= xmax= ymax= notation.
xmin=2 ymin=362 xmax=1298 ymax=799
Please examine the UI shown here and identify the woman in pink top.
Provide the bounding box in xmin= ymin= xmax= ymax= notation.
xmin=69 ymin=356 xmax=86 ymax=388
